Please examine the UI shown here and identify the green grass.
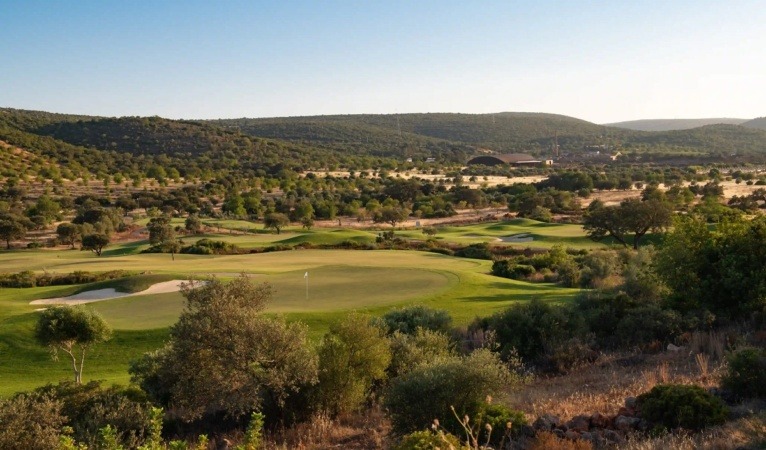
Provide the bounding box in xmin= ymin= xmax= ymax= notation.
xmin=0 ymin=220 xmax=588 ymax=396
xmin=397 ymin=218 xmax=607 ymax=249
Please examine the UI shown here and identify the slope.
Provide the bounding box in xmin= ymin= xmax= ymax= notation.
xmin=741 ymin=117 xmax=766 ymax=130
xmin=606 ymin=118 xmax=748 ymax=131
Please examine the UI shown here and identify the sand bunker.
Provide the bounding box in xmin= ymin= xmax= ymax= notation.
xmin=499 ymin=233 xmax=535 ymax=243
xmin=30 ymin=280 xmax=194 ymax=306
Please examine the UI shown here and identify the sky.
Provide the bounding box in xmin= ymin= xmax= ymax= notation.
xmin=2 ymin=0 xmax=765 ymax=123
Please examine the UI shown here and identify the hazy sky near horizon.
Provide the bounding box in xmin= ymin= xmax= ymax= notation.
xmin=2 ymin=0 xmax=764 ymax=123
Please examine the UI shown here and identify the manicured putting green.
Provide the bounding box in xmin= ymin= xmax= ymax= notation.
xmin=90 ymin=266 xmax=451 ymax=329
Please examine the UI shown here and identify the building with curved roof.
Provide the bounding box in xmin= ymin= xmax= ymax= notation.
xmin=467 ymin=153 xmax=551 ymax=166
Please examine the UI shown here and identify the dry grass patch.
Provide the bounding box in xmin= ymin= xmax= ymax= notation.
xmin=510 ymin=350 xmax=726 ymax=422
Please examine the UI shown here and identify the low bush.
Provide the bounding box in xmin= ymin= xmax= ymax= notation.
xmin=485 ymin=299 xmax=588 ymax=366
xmin=454 ymin=243 xmax=493 ymax=260
xmin=0 ymin=270 xmax=131 ymax=288
xmin=721 ymin=347 xmax=766 ymax=399
xmin=637 ymin=384 xmax=728 ymax=430
xmin=381 ymin=305 xmax=453 ymax=335
xmin=385 ymin=349 xmax=522 ymax=436
xmin=0 ymin=392 xmax=65 ymax=450
xmin=34 ymin=381 xmax=155 ymax=448
xmin=393 ymin=430 xmax=466 ymax=450
xmin=180 ymin=238 xmax=241 ymax=255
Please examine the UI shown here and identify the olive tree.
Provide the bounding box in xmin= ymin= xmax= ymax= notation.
xmin=315 ymin=313 xmax=391 ymax=415
xmin=81 ymin=233 xmax=110 ymax=256
xmin=35 ymin=306 xmax=112 ymax=384
xmin=264 ymin=213 xmax=289 ymax=234
xmin=130 ymin=277 xmax=318 ymax=421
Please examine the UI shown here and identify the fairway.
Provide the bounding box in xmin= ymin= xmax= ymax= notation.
xmin=0 ymin=233 xmax=581 ymax=396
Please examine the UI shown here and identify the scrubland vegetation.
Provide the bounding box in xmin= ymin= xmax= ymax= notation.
xmin=2 ymin=108 xmax=766 ymax=449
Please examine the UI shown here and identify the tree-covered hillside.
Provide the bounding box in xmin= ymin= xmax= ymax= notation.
xmin=211 ymin=112 xmax=620 ymax=154
xmin=741 ymin=117 xmax=766 ymax=130
xmin=606 ymin=118 xmax=748 ymax=132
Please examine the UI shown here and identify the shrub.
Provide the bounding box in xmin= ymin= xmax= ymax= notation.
xmin=614 ymin=305 xmax=682 ymax=348
xmin=393 ymin=430 xmax=466 ymax=450
xmin=382 ymin=305 xmax=453 ymax=335
xmin=487 ymin=299 xmax=588 ymax=366
xmin=34 ymin=381 xmax=154 ymax=448
xmin=492 ymin=260 xmax=535 ymax=280
xmin=315 ymin=313 xmax=391 ymax=416
xmin=385 ymin=349 xmax=521 ymax=436
xmin=721 ymin=347 xmax=766 ymax=399
xmin=454 ymin=243 xmax=493 ymax=260
xmin=0 ymin=392 xmax=65 ymax=450
xmin=388 ymin=329 xmax=454 ymax=378
xmin=475 ymin=403 xmax=527 ymax=445
xmin=637 ymin=384 xmax=728 ymax=430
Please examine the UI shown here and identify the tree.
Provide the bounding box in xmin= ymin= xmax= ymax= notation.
xmin=81 ymin=233 xmax=110 ymax=256
xmin=147 ymin=216 xmax=175 ymax=245
xmin=583 ymin=199 xmax=672 ymax=249
xmin=184 ymin=214 xmax=202 ymax=234
xmin=264 ymin=213 xmax=289 ymax=234
xmin=34 ymin=306 xmax=112 ymax=384
xmin=315 ymin=313 xmax=392 ymax=415
xmin=373 ymin=206 xmax=409 ymax=228
xmin=129 ymin=277 xmax=317 ymax=421
xmin=300 ymin=216 xmax=314 ymax=230
xmin=56 ymin=223 xmax=81 ymax=249
xmin=0 ymin=218 xmax=27 ymax=249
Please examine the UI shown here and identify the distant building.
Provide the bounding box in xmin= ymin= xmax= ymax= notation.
xmin=467 ymin=153 xmax=552 ymax=166
xmin=425 ymin=157 xmax=436 ymax=163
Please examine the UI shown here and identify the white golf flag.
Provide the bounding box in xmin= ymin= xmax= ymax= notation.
xmin=304 ymin=271 xmax=308 ymax=278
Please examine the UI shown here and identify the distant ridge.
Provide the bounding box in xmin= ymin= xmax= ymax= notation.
xmin=741 ymin=117 xmax=766 ymax=130
xmin=605 ymin=118 xmax=748 ymax=132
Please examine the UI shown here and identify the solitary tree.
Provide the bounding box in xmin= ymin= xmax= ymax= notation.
xmin=147 ymin=216 xmax=175 ymax=245
xmin=264 ymin=213 xmax=289 ymax=234
xmin=373 ymin=206 xmax=409 ymax=228
xmin=0 ymin=218 xmax=27 ymax=249
xmin=35 ymin=306 xmax=112 ymax=384
xmin=583 ymin=199 xmax=672 ymax=249
xmin=56 ymin=223 xmax=81 ymax=249
xmin=184 ymin=214 xmax=202 ymax=234
xmin=81 ymin=233 xmax=110 ymax=256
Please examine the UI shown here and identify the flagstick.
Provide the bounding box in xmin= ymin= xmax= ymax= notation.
xmin=305 ymin=272 xmax=309 ymax=301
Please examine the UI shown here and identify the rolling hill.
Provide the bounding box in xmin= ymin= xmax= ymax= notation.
xmin=741 ymin=117 xmax=766 ymax=130
xmin=606 ymin=118 xmax=748 ymax=132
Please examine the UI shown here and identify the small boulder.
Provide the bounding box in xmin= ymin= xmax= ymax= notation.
xmin=532 ymin=414 xmax=561 ymax=431
xmin=603 ymin=429 xmax=625 ymax=444
xmin=565 ymin=430 xmax=580 ymax=440
xmin=614 ymin=415 xmax=640 ymax=431
xmin=566 ymin=415 xmax=590 ymax=432
xmin=624 ymin=396 xmax=637 ymax=409
xmin=552 ymin=429 xmax=566 ymax=439
xmin=589 ymin=412 xmax=611 ymax=429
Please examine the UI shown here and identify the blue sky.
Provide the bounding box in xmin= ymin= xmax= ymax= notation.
xmin=2 ymin=0 xmax=764 ymax=123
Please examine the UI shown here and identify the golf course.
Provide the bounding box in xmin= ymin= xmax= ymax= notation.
xmin=0 ymin=219 xmax=591 ymax=396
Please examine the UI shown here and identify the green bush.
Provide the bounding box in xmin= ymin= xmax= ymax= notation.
xmin=34 ymin=381 xmax=154 ymax=448
xmin=385 ymin=349 xmax=520 ymax=435
xmin=454 ymin=243 xmax=493 ymax=260
xmin=721 ymin=347 xmax=766 ymax=399
xmin=637 ymin=384 xmax=728 ymax=430
xmin=393 ymin=430 xmax=466 ymax=450
xmin=0 ymin=392 xmax=65 ymax=450
xmin=487 ymin=299 xmax=588 ymax=366
xmin=491 ymin=260 xmax=535 ymax=280
xmin=476 ymin=403 xmax=526 ymax=445
xmin=382 ymin=305 xmax=453 ymax=335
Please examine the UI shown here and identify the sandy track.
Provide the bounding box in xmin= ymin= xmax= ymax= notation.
xmin=30 ymin=280 xmax=194 ymax=306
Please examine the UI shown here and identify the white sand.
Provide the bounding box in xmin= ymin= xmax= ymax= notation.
xmin=30 ymin=280 xmax=194 ymax=305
